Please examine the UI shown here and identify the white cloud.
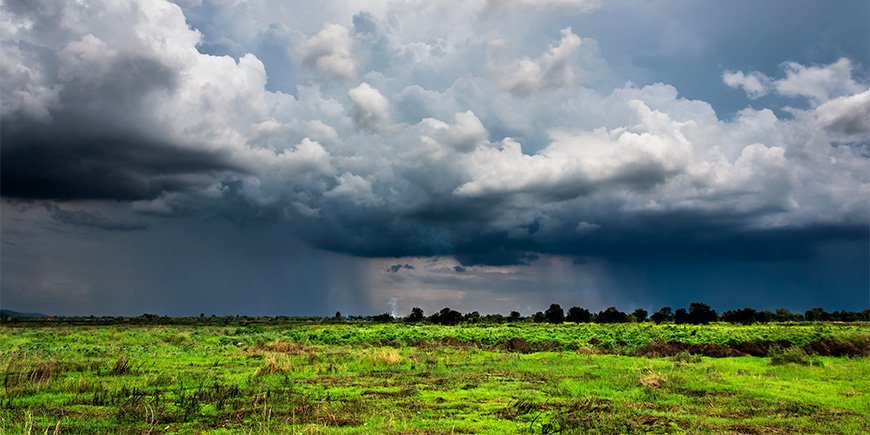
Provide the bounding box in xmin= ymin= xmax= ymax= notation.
xmin=347 ymin=82 xmax=390 ymax=129
xmin=813 ymin=90 xmax=870 ymax=138
xmin=727 ymin=58 xmax=865 ymax=105
xmin=775 ymin=58 xmax=863 ymax=103
xmin=722 ymin=70 xmax=770 ymax=99
xmin=301 ymin=23 xmax=357 ymax=80
xmin=495 ymin=27 xmax=582 ymax=96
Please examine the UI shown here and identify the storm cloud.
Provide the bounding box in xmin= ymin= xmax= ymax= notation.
xmin=1 ymin=0 xmax=868 ymax=315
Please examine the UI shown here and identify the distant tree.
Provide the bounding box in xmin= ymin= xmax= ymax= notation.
xmin=804 ymin=307 xmax=830 ymax=322
xmin=334 ymin=311 xmax=342 ymax=320
xmin=596 ymin=307 xmax=628 ymax=323
xmin=687 ymin=302 xmax=717 ymax=324
xmin=755 ymin=310 xmax=773 ymax=323
xmin=464 ymin=311 xmax=481 ymax=323
xmin=532 ymin=311 xmax=546 ymax=323
xmin=566 ymin=307 xmax=592 ymax=323
xmin=508 ymin=311 xmax=522 ymax=322
xmin=673 ymin=308 xmax=689 ymax=324
xmin=430 ymin=307 xmax=463 ymax=325
xmin=774 ymin=308 xmax=801 ymax=322
xmin=372 ymin=313 xmax=393 ymax=322
xmin=631 ymin=308 xmax=648 ymax=322
xmin=544 ymin=304 xmax=565 ymax=324
xmin=650 ymin=307 xmax=673 ymax=324
xmin=722 ymin=308 xmax=756 ymax=325
xmin=407 ymin=307 xmax=424 ymax=323
xmin=483 ymin=313 xmax=505 ymax=323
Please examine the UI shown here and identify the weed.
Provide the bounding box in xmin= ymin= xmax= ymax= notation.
xmin=671 ymin=350 xmax=702 ymax=364
xmin=111 ymin=354 xmax=132 ymax=375
xmin=769 ymin=345 xmax=812 ymax=366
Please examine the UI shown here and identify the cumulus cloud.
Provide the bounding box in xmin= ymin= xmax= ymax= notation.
xmin=301 ymin=23 xmax=357 ymax=80
xmin=724 ymin=58 xmax=865 ymax=104
xmin=494 ymin=27 xmax=582 ymax=96
xmin=347 ymin=82 xmax=390 ymax=129
xmin=722 ymin=70 xmax=770 ymax=99
xmin=813 ymin=91 xmax=870 ymax=137
xmin=775 ymin=58 xmax=863 ymax=103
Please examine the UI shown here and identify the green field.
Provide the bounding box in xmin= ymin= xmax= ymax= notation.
xmin=1 ymin=321 xmax=868 ymax=433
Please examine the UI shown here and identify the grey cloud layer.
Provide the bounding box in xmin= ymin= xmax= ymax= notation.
xmin=2 ymin=0 xmax=868 ymax=267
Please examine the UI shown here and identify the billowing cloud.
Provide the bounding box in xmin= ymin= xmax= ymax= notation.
xmin=492 ymin=27 xmax=582 ymax=96
xmin=301 ymin=23 xmax=357 ymax=80
xmin=723 ymin=58 xmax=865 ymax=104
xmin=347 ymin=82 xmax=390 ymax=130
xmin=722 ymin=70 xmax=770 ymax=99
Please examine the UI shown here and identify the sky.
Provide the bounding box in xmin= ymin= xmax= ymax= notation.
xmin=1 ymin=0 xmax=868 ymax=317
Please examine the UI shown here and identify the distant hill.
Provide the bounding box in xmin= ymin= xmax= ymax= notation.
xmin=1 ymin=309 xmax=46 ymax=318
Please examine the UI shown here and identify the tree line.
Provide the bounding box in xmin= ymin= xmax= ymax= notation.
xmin=365 ymin=303 xmax=870 ymax=325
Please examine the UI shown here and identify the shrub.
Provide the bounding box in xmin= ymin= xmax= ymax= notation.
xmin=769 ymin=345 xmax=812 ymax=366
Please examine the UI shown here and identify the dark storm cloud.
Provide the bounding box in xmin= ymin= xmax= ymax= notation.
xmin=1 ymin=122 xmax=239 ymax=200
xmin=1 ymin=18 xmax=242 ymax=201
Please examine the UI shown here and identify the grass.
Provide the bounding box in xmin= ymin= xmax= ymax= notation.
xmin=0 ymin=321 xmax=867 ymax=433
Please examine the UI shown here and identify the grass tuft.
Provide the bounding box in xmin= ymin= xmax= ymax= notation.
xmin=769 ymin=345 xmax=813 ymax=366
xmin=111 ymin=354 xmax=132 ymax=375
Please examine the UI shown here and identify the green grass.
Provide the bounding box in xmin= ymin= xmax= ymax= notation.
xmin=1 ymin=322 xmax=867 ymax=433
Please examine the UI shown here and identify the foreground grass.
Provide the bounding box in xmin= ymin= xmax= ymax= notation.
xmin=1 ymin=322 xmax=868 ymax=433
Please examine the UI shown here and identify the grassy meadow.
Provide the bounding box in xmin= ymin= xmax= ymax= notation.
xmin=1 ymin=320 xmax=868 ymax=433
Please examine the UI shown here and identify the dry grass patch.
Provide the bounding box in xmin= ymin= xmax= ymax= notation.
xmin=369 ymin=348 xmax=402 ymax=365
xmin=254 ymin=354 xmax=292 ymax=377
xmin=639 ymin=372 xmax=666 ymax=389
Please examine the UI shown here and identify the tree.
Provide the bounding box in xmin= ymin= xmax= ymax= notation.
xmin=774 ymin=308 xmax=801 ymax=322
xmin=464 ymin=311 xmax=481 ymax=323
xmin=372 ymin=313 xmax=393 ymax=322
xmin=508 ymin=311 xmax=522 ymax=322
xmin=673 ymin=308 xmax=689 ymax=324
xmin=595 ymin=307 xmax=628 ymax=323
xmin=334 ymin=311 xmax=342 ymax=320
xmin=544 ymin=304 xmax=565 ymax=324
xmin=687 ymin=302 xmax=717 ymax=324
xmin=631 ymin=308 xmax=648 ymax=322
xmin=804 ymin=307 xmax=829 ymax=321
xmin=650 ymin=307 xmax=673 ymax=324
xmin=721 ymin=307 xmax=756 ymax=325
xmin=532 ymin=311 xmax=546 ymax=323
xmin=407 ymin=307 xmax=424 ymax=323
xmin=430 ymin=307 xmax=463 ymax=325
xmin=566 ymin=307 xmax=592 ymax=323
